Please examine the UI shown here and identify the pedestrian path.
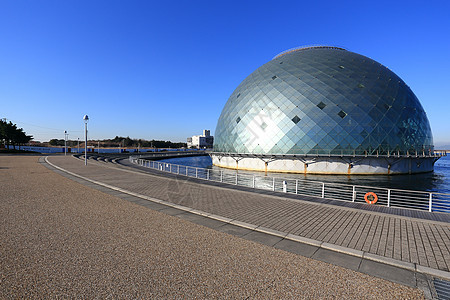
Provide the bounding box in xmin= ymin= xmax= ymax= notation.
xmin=45 ymin=155 xmax=450 ymax=281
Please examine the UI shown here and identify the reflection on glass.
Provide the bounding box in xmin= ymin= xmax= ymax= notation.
xmin=214 ymin=47 xmax=434 ymax=156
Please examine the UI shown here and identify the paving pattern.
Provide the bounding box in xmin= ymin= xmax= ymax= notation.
xmin=0 ymin=155 xmax=427 ymax=298
xmin=47 ymin=155 xmax=450 ymax=273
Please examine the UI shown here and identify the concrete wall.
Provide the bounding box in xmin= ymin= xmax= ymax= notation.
xmin=211 ymin=154 xmax=437 ymax=175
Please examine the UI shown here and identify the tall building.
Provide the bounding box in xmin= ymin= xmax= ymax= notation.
xmin=211 ymin=46 xmax=443 ymax=174
xmin=187 ymin=130 xmax=214 ymax=149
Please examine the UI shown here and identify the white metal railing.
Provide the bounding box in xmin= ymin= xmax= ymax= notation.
xmin=129 ymin=156 xmax=450 ymax=214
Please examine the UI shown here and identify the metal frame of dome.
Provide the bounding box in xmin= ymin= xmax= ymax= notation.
xmin=211 ymin=47 xmax=444 ymax=175
xmin=273 ymin=45 xmax=347 ymax=60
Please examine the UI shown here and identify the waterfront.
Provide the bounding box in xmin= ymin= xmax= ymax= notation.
xmin=160 ymin=155 xmax=450 ymax=194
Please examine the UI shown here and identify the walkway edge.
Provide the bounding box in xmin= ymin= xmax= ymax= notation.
xmin=44 ymin=156 xmax=450 ymax=281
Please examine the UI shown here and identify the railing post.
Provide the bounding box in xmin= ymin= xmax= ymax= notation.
xmin=295 ymin=180 xmax=298 ymax=194
xmin=177 ymin=165 xmax=180 ymax=174
xmin=387 ymin=189 xmax=391 ymax=207
xmin=220 ymin=170 xmax=223 ymax=182
xmin=352 ymin=186 xmax=356 ymax=202
xmin=207 ymin=169 xmax=210 ymax=180
xmin=283 ymin=181 xmax=287 ymax=193
xmin=429 ymin=193 xmax=432 ymax=212
xmin=321 ymin=183 xmax=325 ymax=198
xmin=235 ymin=173 xmax=238 ymax=185
xmin=273 ymin=178 xmax=275 ymax=191
xmin=186 ymin=166 xmax=188 ymax=176
xmin=196 ymin=168 xmax=198 ymax=178
xmin=252 ymin=175 xmax=255 ymax=188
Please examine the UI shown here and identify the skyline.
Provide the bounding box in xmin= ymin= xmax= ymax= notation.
xmin=1 ymin=1 xmax=449 ymax=146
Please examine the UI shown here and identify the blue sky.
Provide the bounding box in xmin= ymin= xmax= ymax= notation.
xmin=1 ymin=0 xmax=449 ymax=146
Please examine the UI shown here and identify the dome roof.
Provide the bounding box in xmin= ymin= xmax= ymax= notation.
xmin=214 ymin=46 xmax=434 ymax=156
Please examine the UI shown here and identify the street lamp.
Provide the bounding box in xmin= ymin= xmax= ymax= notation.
xmin=64 ymin=131 xmax=67 ymax=156
xmin=83 ymin=115 xmax=89 ymax=165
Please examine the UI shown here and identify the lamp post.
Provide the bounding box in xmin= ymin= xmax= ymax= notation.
xmin=83 ymin=115 xmax=89 ymax=165
xmin=64 ymin=131 xmax=68 ymax=156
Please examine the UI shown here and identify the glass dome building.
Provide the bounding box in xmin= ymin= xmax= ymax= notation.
xmin=211 ymin=46 xmax=441 ymax=174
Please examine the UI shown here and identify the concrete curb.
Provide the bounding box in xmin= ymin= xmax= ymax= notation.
xmin=44 ymin=156 xmax=450 ymax=281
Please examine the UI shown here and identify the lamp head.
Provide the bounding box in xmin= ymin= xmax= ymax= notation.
xmin=83 ymin=115 xmax=89 ymax=123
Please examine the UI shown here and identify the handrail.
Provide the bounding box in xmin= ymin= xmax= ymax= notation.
xmin=129 ymin=156 xmax=450 ymax=214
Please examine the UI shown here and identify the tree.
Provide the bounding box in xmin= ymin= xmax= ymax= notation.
xmin=16 ymin=130 xmax=33 ymax=148
xmin=0 ymin=119 xmax=33 ymax=149
xmin=49 ymin=139 xmax=65 ymax=146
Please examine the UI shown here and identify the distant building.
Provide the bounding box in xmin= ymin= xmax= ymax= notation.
xmin=187 ymin=130 xmax=214 ymax=149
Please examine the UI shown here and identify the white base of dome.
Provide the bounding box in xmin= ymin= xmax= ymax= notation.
xmin=210 ymin=154 xmax=438 ymax=175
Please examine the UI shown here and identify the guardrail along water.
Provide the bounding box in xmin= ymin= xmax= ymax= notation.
xmin=130 ymin=156 xmax=450 ymax=213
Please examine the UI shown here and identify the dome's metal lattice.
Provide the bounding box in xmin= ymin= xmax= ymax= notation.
xmin=214 ymin=47 xmax=433 ymax=156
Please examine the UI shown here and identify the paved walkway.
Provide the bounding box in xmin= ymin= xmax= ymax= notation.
xmin=1 ymin=155 xmax=429 ymax=298
xmin=46 ymin=155 xmax=450 ymax=279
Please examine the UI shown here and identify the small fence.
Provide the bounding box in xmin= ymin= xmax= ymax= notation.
xmin=130 ymin=156 xmax=450 ymax=213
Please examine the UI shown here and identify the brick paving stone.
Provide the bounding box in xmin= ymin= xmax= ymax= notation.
xmin=385 ymin=218 xmax=395 ymax=258
xmin=312 ymin=209 xmax=345 ymax=242
xmin=342 ymin=212 xmax=366 ymax=248
xmin=362 ymin=214 xmax=379 ymax=252
xmin=406 ymin=220 xmax=419 ymax=264
xmin=331 ymin=211 xmax=358 ymax=245
xmin=424 ymin=224 xmax=447 ymax=271
xmin=393 ymin=218 xmax=402 ymax=261
xmin=433 ymin=226 xmax=450 ymax=271
xmin=357 ymin=215 xmax=375 ymax=251
xmin=418 ymin=223 xmax=439 ymax=269
xmin=400 ymin=219 xmax=410 ymax=262
xmin=412 ymin=222 xmax=429 ymax=267
xmin=435 ymin=226 xmax=450 ymax=253
xmin=369 ymin=215 xmax=383 ymax=254
xmin=45 ymin=156 xmax=450 ymax=272
xmin=347 ymin=215 xmax=370 ymax=250
xmin=376 ymin=217 xmax=389 ymax=256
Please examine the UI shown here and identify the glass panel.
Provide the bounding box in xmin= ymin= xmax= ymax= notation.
xmin=214 ymin=47 xmax=434 ymax=155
